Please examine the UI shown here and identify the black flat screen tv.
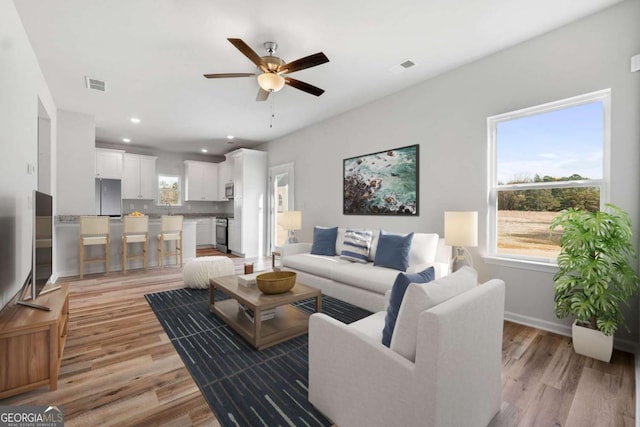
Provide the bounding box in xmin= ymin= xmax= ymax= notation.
xmin=18 ymin=190 xmax=56 ymax=310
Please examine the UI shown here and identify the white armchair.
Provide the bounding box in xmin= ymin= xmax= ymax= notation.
xmin=309 ymin=278 xmax=505 ymax=427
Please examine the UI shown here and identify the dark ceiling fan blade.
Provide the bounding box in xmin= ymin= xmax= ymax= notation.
xmin=228 ymin=38 xmax=267 ymax=72
xmin=284 ymin=77 xmax=325 ymax=96
xmin=203 ymin=73 xmax=256 ymax=79
xmin=256 ymin=88 xmax=270 ymax=102
xmin=278 ymin=52 xmax=329 ymax=74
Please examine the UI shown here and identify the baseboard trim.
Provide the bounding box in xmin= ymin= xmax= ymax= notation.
xmin=505 ymin=311 xmax=572 ymax=337
xmin=504 ymin=311 xmax=638 ymax=354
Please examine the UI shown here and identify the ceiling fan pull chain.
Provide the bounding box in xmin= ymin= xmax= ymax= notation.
xmin=270 ymin=95 xmax=276 ymax=128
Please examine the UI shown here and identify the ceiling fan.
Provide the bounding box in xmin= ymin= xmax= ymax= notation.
xmin=204 ymin=38 xmax=329 ymax=102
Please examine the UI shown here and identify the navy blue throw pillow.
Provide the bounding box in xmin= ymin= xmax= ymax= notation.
xmin=310 ymin=226 xmax=339 ymax=256
xmin=373 ymin=229 xmax=414 ymax=271
xmin=382 ymin=266 xmax=435 ymax=347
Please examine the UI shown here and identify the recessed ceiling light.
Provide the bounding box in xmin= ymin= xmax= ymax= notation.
xmin=130 ymin=117 xmax=141 ymax=123
xmin=122 ymin=138 xmax=131 ymax=143
xmin=201 ymin=149 xmax=208 ymax=153
xmin=227 ymin=135 xmax=234 ymax=139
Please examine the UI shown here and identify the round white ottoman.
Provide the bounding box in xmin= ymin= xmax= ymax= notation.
xmin=183 ymin=256 xmax=235 ymax=289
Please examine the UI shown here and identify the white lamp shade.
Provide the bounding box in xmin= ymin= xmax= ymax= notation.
xmin=278 ymin=211 xmax=302 ymax=231
xmin=444 ymin=211 xmax=478 ymax=247
xmin=257 ymin=73 xmax=285 ymax=92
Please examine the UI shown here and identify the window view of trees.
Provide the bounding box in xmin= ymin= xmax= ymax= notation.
xmin=159 ymin=176 xmax=179 ymax=205
xmin=496 ymin=175 xmax=601 ymax=260
xmin=497 ymin=174 xmax=600 ymax=212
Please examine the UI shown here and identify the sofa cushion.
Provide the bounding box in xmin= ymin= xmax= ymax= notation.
xmin=311 ymin=226 xmax=339 ymax=256
xmin=390 ymin=266 xmax=477 ymax=362
xmin=283 ymin=253 xmax=347 ymax=278
xmin=368 ymin=231 xmax=380 ymax=261
xmin=330 ymin=262 xmax=402 ymax=295
xmin=373 ymin=229 xmax=414 ymax=271
xmin=335 ymin=228 xmax=347 ymax=255
xmin=340 ymin=229 xmax=374 ymax=263
xmin=409 ymin=233 xmax=440 ymax=265
xmin=381 ymin=266 xmax=435 ymax=347
xmin=349 ymin=311 xmax=387 ymax=342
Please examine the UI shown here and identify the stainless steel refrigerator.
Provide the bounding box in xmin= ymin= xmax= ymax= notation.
xmin=95 ymin=178 xmax=122 ymax=217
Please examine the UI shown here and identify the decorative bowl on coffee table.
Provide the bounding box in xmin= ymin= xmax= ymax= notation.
xmin=256 ymin=271 xmax=297 ymax=294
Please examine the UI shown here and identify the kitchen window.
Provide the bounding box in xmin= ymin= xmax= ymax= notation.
xmin=487 ymin=89 xmax=610 ymax=265
xmin=158 ymin=175 xmax=181 ymax=206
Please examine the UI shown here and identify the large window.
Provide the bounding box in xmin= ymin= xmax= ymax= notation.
xmin=158 ymin=175 xmax=181 ymax=206
xmin=488 ymin=90 xmax=610 ymax=263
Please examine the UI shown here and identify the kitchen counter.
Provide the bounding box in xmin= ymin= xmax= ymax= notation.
xmin=56 ymin=213 xmax=233 ymax=224
xmin=54 ymin=218 xmax=198 ymax=278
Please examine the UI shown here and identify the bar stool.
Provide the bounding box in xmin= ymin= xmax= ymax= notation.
xmin=79 ymin=215 xmax=110 ymax=279
xmin=157 ymin=215 xmax=183 ymax=267
xmin=121 ymin=215 xmax=149 ymax=274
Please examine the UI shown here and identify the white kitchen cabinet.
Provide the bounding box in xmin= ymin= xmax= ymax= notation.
xmin=217 ymin=160 xmax=232 ymax=201
xmin=196 ymin=217 xmax=213 ymax=246
xmin=184 ymin=161 xmax=218 ymax=201
xmin=228 ymin=217 xmax=241 ymax=254
xmin=123 ymin=153 xmax=157 ymax=199
xmin=227 ymin=149 xmax=267 ymax=257
xmin=95 ymin=148 xmax=124 ymax=179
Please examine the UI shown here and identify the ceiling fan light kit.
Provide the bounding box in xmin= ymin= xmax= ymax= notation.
xmin=204 ymin=38 xmax=329 ymax=101
xmin=257 ymin=72 xmax=285 ymax=92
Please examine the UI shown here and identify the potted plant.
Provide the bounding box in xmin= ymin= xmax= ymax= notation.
xmin=549 ymin=204 xmax=640 ymax=362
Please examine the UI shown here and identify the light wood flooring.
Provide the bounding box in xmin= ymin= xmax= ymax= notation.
xmin=0 ymin=255 xmax=635 ymax=426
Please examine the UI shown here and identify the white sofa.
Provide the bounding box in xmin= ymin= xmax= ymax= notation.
xmin=309 ymin=268 xmax=506 ymax=427
xmin=281 ymin=228 xmax=451 ymax=312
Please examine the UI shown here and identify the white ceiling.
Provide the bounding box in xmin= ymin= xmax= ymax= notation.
xmin=14 ymin=0 xmax=621 ymax=156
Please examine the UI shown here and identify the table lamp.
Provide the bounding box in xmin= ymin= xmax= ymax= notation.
xmin=444 ymin=211 xmax=478 ymax=272
xmin=278 ymin=211 xmax=302 ymax=244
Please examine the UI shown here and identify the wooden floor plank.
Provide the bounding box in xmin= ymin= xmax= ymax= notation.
xmin=502 ymin=331 xmax=565 ymax=410
xmin=515 ymin=383 xmax=574 ymax=427
xmin=541 ymin=339 xmax=586 ymax=394
xmin=0 ymin=256 xmax=634 ymax=426
xmin=565 ymin=366 xmax=635 ymax=427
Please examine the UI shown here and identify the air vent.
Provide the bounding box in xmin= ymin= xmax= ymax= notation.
xmin=388 ymin=59 xmax=416 ymax=75
xmin=85 ymin=76 xmax=107 ymax=92
xmin=400 ymin=60 xmax=415 ymax=69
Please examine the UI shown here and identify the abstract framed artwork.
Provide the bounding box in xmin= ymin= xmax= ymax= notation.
xmin=343 ymin=144 xmax=419 ymax=216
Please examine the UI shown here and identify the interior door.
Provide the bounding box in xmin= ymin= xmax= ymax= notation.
xmin=268 ymin=163 xmax=294 ymax=251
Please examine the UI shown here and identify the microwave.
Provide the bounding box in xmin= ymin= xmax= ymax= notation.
xmin=224 ymin=182 xmax=235 ymax=199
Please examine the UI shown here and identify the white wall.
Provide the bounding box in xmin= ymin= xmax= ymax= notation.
xmin=56 ymin=110 xmax=95 ymax=215
xmin=259 ymin=0 xmax=640 ymax=344
xmin=0 ymin=2 xmax=57 ymax=309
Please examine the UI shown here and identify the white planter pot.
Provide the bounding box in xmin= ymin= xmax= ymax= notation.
xmin=572 ymin=320 xmax=613 ymax=363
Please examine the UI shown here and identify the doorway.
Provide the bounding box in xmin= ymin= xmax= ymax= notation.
xmin=268 ymin=163 xmax=294 ymax=251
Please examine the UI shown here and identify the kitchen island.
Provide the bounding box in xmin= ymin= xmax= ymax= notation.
xmin=55 ymin=216 xmax=198 ymax=278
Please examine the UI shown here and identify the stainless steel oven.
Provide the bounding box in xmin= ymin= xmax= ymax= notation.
xmin=215 ymin=217 xmax=229 ymax=253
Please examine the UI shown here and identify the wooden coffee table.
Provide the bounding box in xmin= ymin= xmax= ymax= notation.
xmin=209 ymin=275 xmax=322 ymax=350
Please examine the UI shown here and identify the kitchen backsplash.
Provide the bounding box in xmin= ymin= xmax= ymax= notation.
xmin=123 ymin=199 xmax=233 ymax=216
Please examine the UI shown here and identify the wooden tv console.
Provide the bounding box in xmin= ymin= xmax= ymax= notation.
xmin=0 ymin=283 xmax=69 ymax=399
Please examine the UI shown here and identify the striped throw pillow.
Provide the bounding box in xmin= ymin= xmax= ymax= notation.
xmin=340 ymin=229 xmax=374 ymax=263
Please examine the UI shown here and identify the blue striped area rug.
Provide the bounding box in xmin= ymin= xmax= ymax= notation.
xmin=145 ymin=287 xmax=372 ymax=427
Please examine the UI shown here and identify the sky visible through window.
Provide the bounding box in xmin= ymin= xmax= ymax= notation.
xmin=497 ymin=101 xmax=603 ymax=184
